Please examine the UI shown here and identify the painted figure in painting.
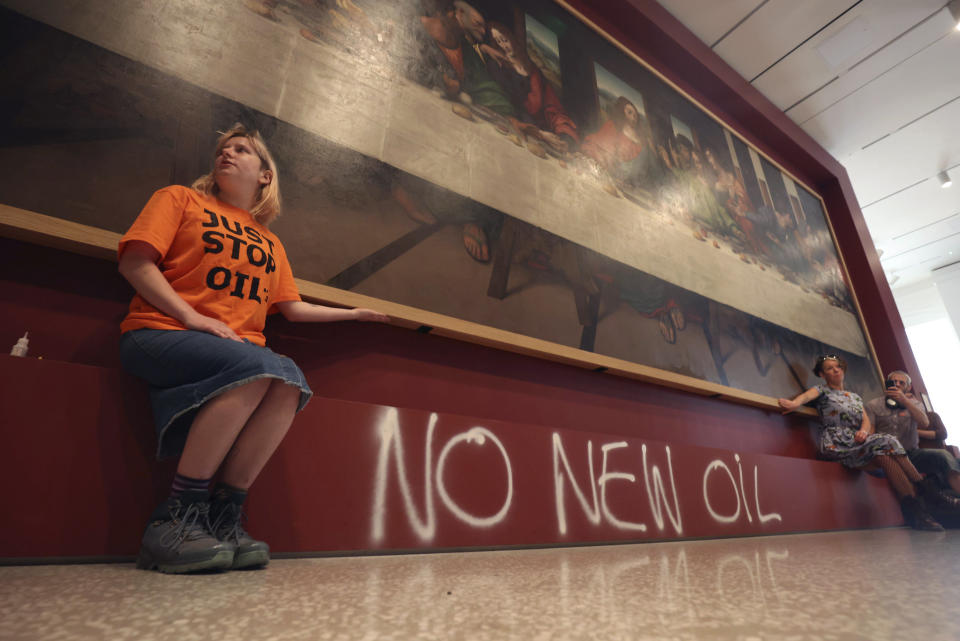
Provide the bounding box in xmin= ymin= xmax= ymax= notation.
xmin=394 ymin=0 xmax=527 ymax=263
xmin=483 ymin=21 xmax=579 ymax=152
xmin=414 ymin=0 xmax=516 ymax=117
xmin=580 ymin=96 xmax=645 ymax=180
xmin=677 ymin=139 xmax=738 ymax=238
xmin=703 ymin=148 xmax=768 ymax=257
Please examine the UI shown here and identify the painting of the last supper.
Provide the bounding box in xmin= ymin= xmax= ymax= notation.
xmin=0 ymin=0 xmax=884 ymax=399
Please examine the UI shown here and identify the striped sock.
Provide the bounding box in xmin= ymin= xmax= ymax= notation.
xmin=170 ymin=473 xmax=211 ymax=499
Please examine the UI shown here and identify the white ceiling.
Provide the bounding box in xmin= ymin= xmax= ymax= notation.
xmin=656 ymin=0 xmax=960 ymax=291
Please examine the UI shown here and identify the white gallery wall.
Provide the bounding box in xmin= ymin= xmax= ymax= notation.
xmin=893 ymin=272 xmax=960 ymax=438
xmin=932 ymin=262 xmax=960 ymax=338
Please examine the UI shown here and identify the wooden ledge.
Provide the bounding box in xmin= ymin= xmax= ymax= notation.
xmin=0 ymin=202 xmax=819 ymax=418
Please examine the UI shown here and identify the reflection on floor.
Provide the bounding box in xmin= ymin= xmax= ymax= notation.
xmin=2 ymin=529 xmax=957 ymax=640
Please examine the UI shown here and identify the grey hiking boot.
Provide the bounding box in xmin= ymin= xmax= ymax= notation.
xmin=211 ymin=499 xmax=270 ymax=570
xmin=136 ymin=490 xmax=236 ymax=573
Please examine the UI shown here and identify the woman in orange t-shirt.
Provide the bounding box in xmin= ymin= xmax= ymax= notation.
xmin=118 ymin=124 xmax=388 ymax=573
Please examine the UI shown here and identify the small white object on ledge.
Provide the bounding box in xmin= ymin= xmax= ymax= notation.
xmin=10 ymin=332 xmax=29 ymax=357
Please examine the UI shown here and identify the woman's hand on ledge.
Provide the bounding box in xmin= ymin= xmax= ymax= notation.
xmin=854 ymin=430 xmax=869 ymax=444
xmin=353 ymin=308 xmax=390 ymax=323
xmin=778 ymin=398 xmax=799 ymax=414
xmin=777 ymin=387 xmax=820 ymax=415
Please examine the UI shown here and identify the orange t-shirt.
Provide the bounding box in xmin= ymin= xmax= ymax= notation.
xmin=119 ymin=185 xmax=301 ymax=346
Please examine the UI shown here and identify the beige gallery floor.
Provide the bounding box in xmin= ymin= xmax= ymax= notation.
xmin=1 ymin=528 xmax=958 ymax=641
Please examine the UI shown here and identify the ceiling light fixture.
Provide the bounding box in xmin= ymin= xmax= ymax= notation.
xmin=938 ymin=170 xmax=953 ymax=188
xmin=951 ymin=0 xmax=960 ymax=30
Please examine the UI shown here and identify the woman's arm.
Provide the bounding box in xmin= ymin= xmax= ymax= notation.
xmin=275 ymin=300 xmax=389 ymax=324
xmin=855 ymin=411 xmax=873 ymax=443
xmin=118 ymin=241 xmax=242 ymax=341
xmin=778 ymin=387 xmax=820 ymax=413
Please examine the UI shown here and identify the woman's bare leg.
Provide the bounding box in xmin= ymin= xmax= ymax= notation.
xmin=176 ymin=378 xmax=272 ymax=480
xmin=219 ymin=380 xmax=301 ymax=489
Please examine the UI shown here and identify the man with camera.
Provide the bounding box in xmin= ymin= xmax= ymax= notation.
xmin=866 ymin=371 xmax=960 ymax=499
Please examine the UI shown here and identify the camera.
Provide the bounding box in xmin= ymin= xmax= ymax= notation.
xmin=884 ymin=378 xmax=902 ymax=409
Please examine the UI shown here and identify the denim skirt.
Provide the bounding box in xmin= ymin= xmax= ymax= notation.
xmin=120 ymin=329 xmax=313 ymax=459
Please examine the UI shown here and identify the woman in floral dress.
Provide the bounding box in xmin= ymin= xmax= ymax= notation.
xmin=779 ymin=355 xmax=944 ymax=530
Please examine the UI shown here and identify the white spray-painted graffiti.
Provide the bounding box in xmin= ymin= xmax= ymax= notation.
xmin=702 ymin=455 xmax=782 ymax=525
xmin=371 ymin=408 xmax=514 ymax=544
xmin=370 ymin=408 xmax=437 ymax=543
xmin=436 ymin=425 xmax=514 ymax=528
xmin=553 ymin=436 xmax=683 ymax=536
xmin=370 ymin=409 xmax=782 ymax=544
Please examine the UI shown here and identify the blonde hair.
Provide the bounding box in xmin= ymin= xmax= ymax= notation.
xmin=191 ymin=124 xmax=281 ymax=225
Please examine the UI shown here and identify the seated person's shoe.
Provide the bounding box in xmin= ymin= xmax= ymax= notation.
xmin=919 ymin=478 xmax=960 ymax=511
xmin=913 ymin=509 xmax=946 ymax=532
xmin=900 ymin=495 xmax=945 ymax=532
xmin=136 ymin=490 xmax=236 ymax=573
xmin=211 ymin=500 xmax=270 ymax=569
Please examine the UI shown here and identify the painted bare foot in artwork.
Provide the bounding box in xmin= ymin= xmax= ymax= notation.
xmin=300 ymin=26 xmax=324 ymax=43
xmin=526 ymin=249 xmax=552 ymax=271
xmin=657 ymin=312 xmax=676 ymax=344
xmin=669 ymin=305 xmax=685 ymax=331
xmin=462 ymin=223 xmax=490 ymax=263
xmin=335 ymin=0 xmax=370 ymax=25
xmin=246 ymin=0 xmax=279 ymax=21
xmin=391 ymin=184 xmax=437 ymax=225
